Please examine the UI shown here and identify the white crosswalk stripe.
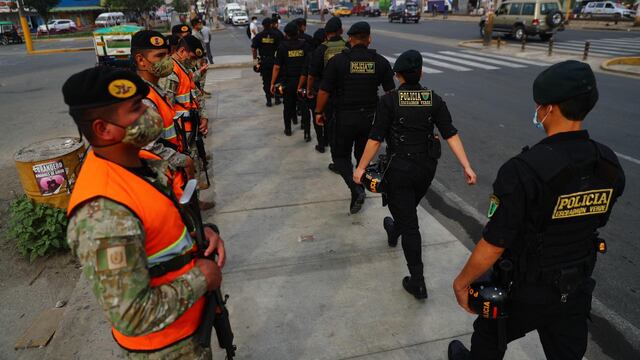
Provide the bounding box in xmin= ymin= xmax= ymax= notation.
xmin=383 ymin=50 xmax=551 ymax=75
xmin=460 ymin=50 xmax=549 ymax=66
xmin=420 ymin=52 xmax=500 ymax=70
xmin=384 ymin=55 xmax=443 ymax=74
xmin=523 ymin=37 xmax=640 ymax=57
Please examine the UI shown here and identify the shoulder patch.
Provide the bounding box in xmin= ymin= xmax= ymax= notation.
xmin=488 ymin=195 xmax=500 ymax=218
xmin=96 ymin=243 xmax=136 ymax=272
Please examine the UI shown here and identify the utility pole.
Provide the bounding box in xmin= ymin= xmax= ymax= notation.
xmin=635 ymin=8 xmax=640 ymax=27
xmin=564 ymin=0 xmax=571 ymax=24
xmin=17 ymin=0 xmax=34 ymax=53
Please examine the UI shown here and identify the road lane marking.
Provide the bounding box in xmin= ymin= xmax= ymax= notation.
xmin=460 ymin=50 xmax=549 ymax=66
xmin=615 ymin=152 xmax=640 ymax=166
xmin=439 ymin=51 xmax=527 ymax=68
xmin=384 ymin=55 xmax=443 ymax=74
xmin=565 ymin=40 xmax=640 ymax=52
xmin=420 ymin=52 xmax=498 ymax=70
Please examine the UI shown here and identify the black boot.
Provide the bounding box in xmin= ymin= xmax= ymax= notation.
xmin=349 ymin=185 xmax=366 ymax=214
xmin=402 ymin=276 xmax=428 ymax=300
xmin=315 ymin=144 xmax=325 ymax=153
xmin=275 ymin=96 xmax=282 ymax=105
xmin=447 ymin=340 xmax=471 ymax=360
xmin=304 ymin=131 xmax=311 ymax=142
xmin=284 ymin=128 xmax=292 ymax=136
xmin=266 ymin=95 xmax=272 ymax=107
xmin=383 ymin=217 xmax=399 ymax=247
xmin=328 ymin=163 xmax=339 ymax=174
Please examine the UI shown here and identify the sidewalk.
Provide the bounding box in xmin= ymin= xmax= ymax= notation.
xmin=38 ymin=66 xmax=547 ymax=360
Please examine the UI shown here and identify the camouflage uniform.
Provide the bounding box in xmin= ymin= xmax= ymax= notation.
xmin=67 ymin=158 xmax=210 ymax=360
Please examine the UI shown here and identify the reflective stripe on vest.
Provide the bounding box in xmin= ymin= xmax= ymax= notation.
xmin=146 ymin=86 xmax=179 ymax=146
xmin=172 ymin=59 xmax=195 ymax=113
xmin=67 ymin=150 xmax=204 ymax=351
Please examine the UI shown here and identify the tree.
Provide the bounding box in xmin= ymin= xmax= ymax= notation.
xmin=108 ymin=0 xmax=162 ymax=28
xmin=24 ymin=0 xmax=60 ymax=33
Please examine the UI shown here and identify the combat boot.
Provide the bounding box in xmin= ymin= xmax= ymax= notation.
xmin=447 ymin=340 xmax=471 ymax=360
xmin=402 ymin=276 xmax=428 ymax=300
xmin=383 ymin=217 xmax=399 ymax=247
xmin=349 ymin=185 xmax=365 ymax=214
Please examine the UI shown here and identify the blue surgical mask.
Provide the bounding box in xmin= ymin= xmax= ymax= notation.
xmin=533 ymin=105 xmax=550 ymax=130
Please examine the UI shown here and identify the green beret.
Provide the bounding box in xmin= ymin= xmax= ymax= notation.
xmin=533 ymin=60 xmax=598 ymax=105
xmin=63 ymin=67 xmax=149 ymax=111
xmin=393 ymin=50 xmax=422 ymax=73
xmin=131 ymin=30 xmax=168 ymax=51
xmin=182 ymin=34 xmax=205 ymax=58
xmin=171 ymin=24 xmax=191 ymax=35
xmin=325 ymin=17 xmax=342 ymax=33
xmin=347 ymin=21 xmax=370 ymax=36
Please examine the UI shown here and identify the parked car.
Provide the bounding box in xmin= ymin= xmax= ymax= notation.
xmin=388 ymin=3 xmax=421 ymax=23
xmin=37 ymin=19 xmax=77 ymax=34
xmin=581 ymin=1 xmax=636 ymax=20
xmin=480 ymin=0 xmax=565 ymax=41
xmin=95 ymin=12 xmax=125 ymax=27
xmin=0 ymin=21 xmax=23 ymax=45
xmin=364 ymin=6 xmax=382 ymax=17
xmin=332 ymin=6 xmax=351 ymax=16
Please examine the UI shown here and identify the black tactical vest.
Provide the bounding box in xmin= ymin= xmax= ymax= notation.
xmin=387 ymin=88 xmax=438 ymax=156
xmin=257 ymin=30 xmax=279 ymax=59
xmin=513 ymin=139 xmax=621 ymax=299
xmin=337 ymin=48 xmax=379 ymax=111
xmin=281 ymin=39 xmax=306 ymax=78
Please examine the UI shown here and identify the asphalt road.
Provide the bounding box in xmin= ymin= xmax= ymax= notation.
xmin=0 ymin=19 xmax=638 ymax=358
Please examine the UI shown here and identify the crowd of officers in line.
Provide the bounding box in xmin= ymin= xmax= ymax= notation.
xmin=60 ymin=14 xmax=626 ymax=360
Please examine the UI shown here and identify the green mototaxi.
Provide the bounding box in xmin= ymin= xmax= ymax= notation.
xmin=93 ymin=25 xmax=143 ymax=67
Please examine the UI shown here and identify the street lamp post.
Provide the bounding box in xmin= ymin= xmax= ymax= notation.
xmin=16 ymin=0 xmax=34 ymax=53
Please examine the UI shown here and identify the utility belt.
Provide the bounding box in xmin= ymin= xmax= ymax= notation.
xmin=389 ymin=134 xmax=441 ymax=160
xmin=336 ymin=105 xmax=376 ymax=113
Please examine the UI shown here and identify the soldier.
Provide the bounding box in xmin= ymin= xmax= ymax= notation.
xmin=306 ymin=16 xmax=346 ymax=158
xmin=448 ymin=61 xmax=625 ymax=359
xmin=353 ymin=50 xmax=477 ymax=299
xmin=252 ymin=17 xmax=283 ymax=107
xmin=190 ymin=18 xmax=211 ymax=99
xmin=270 ymin=21 xmax=312 ymax=139
xmin=64 ymin=66 xmax=226 ymax=359
xmin=172 ymin=23 xmax=192 ymax=38
xmin=315 ymin=21 xmax=395 ymax=214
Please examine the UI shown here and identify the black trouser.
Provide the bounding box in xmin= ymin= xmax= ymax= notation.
xmin=309 ymin=97 xmax=329 ymax=146
xmin=463 ymin=281 xmax=594 ymax=360
xmin=260 ymin=61 xmax=280 ymax=103
xmin=282 ymin=77 xmax=309 ymax=132
xmin=385 ymin=155 xmax=437 ymax=280
xmin=331 ymin=109 xmax=375 ymax=193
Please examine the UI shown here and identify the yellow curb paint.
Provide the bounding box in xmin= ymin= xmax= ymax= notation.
xmin=601 ymin=57 xmax=640 ymax=77
xmin=27 ymin=47 xmax=94 ymax=55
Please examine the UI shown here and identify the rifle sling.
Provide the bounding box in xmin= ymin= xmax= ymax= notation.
xmin=148 ymin=253 xmax=194 ymax=278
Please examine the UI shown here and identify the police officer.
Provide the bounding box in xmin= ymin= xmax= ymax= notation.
xmin=448 ymin=61 xmax=625 ymax=359
xmin=315 ymin=21 xmax=395 ymax=214
xmin=252 ymin=18 xmax=283 ymax=107
xmin=295 ymin=18 xmax=314 ymax=46
xmin=307 ymin=17 xmax=346 ymax=167
xmin=297 ymin=27 xmax=327 ymax=152
xmin=353 ymin=50 xmax=477 ymax=298
xmin=64 ymin=66 xmax=226 ymax=359
xmin=271 ymin=21 xmax=311 ymax=139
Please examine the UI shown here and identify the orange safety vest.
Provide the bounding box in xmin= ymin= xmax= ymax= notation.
xmin=172 ymin=59 xmax=197 ymax=133
xmin=138 ymin=150 xmax=186 ymax=199
xmin=67 ymin=150 xmax=205 ymax=351
xmin=146 ymin=84 xmax=180 ymax=150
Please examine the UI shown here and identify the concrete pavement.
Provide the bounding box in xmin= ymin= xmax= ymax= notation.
xmin=36 ymin=66 xmax=547 ymax=360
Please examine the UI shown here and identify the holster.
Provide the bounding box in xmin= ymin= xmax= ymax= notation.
xmin=427 ymin=134 xmax=441 ymax=160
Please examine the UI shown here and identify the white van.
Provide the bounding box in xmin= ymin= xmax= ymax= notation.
xmin=223 ymin=3 xmax=242 ymax=23
xmin=95 ymin=12 xmax=126 ymax=27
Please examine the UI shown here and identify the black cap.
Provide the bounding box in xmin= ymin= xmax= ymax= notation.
xmin=295 ymin=18 xmax=306 ymax=26
xmin=262 ymin=17 xmax=272 ymax=27
xmin=131 ymin=30 xmax=168 ymax=51
xmin=325 ymin=17 xmax=342 ymax=33
xmin=313 ymin=28 xmax=326 ymax=43
xmin=171 ymin=24 xmax=191 ymax=35
xmin=181 ymin=34 xmax=205 ymax=58
xmin=533 ymin=60 xmax=598 ymax=105
xmin=347 ymin=21 xmax=370 ymax=36
xmin=166 ymin=34 xmax=181 ymax=48
xmin=284 ymin=21 xmax=298 ymax=36
xmin=393 ymin=49 xmax=422 ymax=72
xmin=63 ymin=67 xmax=149 ymax=111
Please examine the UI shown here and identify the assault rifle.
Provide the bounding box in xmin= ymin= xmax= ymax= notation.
xmin=189 ymin=110 xmax=211 ymax=187
xmin=179 ymin=179 xmax=236 ymax=358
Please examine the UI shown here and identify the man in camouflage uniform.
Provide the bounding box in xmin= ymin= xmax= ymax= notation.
xmin=64 ymin=67 xmax=226 ymax=359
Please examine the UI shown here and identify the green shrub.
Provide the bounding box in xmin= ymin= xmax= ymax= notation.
xmin=7 ymin=195 xmax=68 ymax=262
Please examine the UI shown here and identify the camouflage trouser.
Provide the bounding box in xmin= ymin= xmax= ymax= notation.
xmin=125 ymin=336 xmax=212 ymax=360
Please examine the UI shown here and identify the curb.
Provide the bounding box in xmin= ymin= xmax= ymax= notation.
xmin=579 ymin=26 xmax=640 ymax=32
xmin=28 ymin=47 xmax=94 ymax=55
xmin=458 ymin=39 xmax=502 ymax=47
xmin=33 ymin=36 xmax=93 ymax=43
xmin=601 ymin=56 xmax=640 ymax=77
xmin=209 ymin=61 xmax=253 ymax=69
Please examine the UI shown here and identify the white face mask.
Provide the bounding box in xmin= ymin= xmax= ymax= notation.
xmin=533 ymin=105 xmax=551 ymax=130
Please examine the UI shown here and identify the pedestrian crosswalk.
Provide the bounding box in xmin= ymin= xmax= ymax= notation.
xmin=384 ymin=50 xmax=549 ymax=75
xmin=523 ymin=36 xmax=640 ymax=57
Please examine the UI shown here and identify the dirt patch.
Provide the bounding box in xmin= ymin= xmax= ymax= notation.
xmin=0 ymin=163 xmax=80 ymax=359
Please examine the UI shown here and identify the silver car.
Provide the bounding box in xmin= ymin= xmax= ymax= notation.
xmin=581 ymin=1 xmax=636 ymax=20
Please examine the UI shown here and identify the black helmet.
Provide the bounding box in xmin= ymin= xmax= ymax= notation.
xmin=468 ymin=282 xmax=508 ymax=320
xmin=274 ymin=82 xmax=286 ymax=96
xmin=361 ymin=163 xmax=385 ymax=193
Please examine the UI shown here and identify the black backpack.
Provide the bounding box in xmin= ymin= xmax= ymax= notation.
xmin=246 ymin=24 xmax=251 ymax=38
